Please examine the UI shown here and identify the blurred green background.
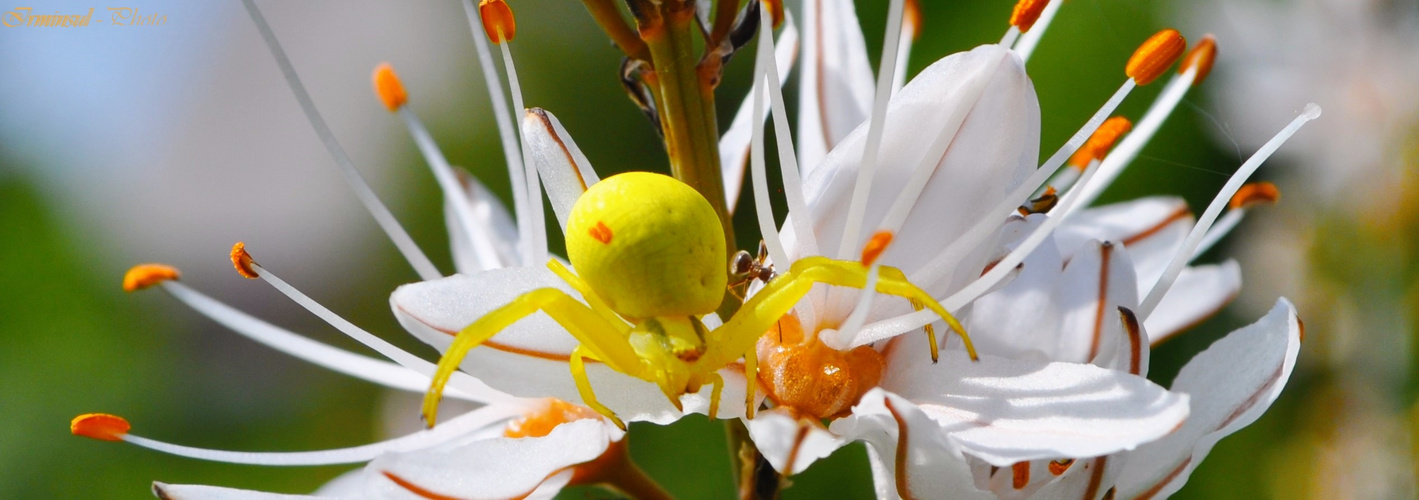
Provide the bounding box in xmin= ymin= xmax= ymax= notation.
xmin=2 ymin=0 xmax=1413 ymax=498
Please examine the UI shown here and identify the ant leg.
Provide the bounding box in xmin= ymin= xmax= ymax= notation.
xmin=571 ymin=346 xmax=625 ymax=430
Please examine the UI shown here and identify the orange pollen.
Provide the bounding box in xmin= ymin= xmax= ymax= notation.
xmin=372 ymin=63 xmax=408 ymax=112
xmin=479 ymin=0 xmax=516 ymax=44
xmin=1067 ymin=116 xmax=1134 ymax=169
xmin=1011 ymin=461 xmax=1031 ymax=489
xmin=504 ymin=399 xmax=603 ymax=439
xmin=589 ymin=221 xmax=614 ymax=244
xmin=1009 ymin=0 xmax=1049 ymax=32
xmin=1049 ymin=459 xmax=1075 ymax=475
xmin=230 ymin=242 xmax=259 ymax=279
xmin=122 ymin=264 xmax=180 ymax=292
xmin=903 ymin=0 xmax=922 ymax=40
xmin=860 ymin=231 xmax=894 ymax=266
xmin=71 ymin=413 xmax=130 ymax=441
xmin=1230 ymin=182 xmax=1280 ymax=210
xmin=763 ymin=0 xmax=785 ymax=29
xmin=756 ymin=314 xmax=886 ymax=419
xmin=1181 ymin=35 xmax=1218 ymax=85
xmin=1126 ymin=29 xmax=1186 ymax=86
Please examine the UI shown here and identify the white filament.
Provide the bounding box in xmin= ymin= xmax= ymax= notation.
xmin=399 ymin=108 xmax=504 ymax=270
xmin=1139 ymin=103 xmax=1321 ymax=318
xmin=999 ymin=26 xmax=1021 ymax=47
xmin=759 ymin=14 xmax=818 ymax=260
xmin=461 ymin=0 xmax=532 ymax=257
xmin=893 ymin=11 xmax=915 ymax=94
xmin=1190 ymin=208 xmax=1243 ymax=260
xmin=1068 ymin=69 xmax=1195 ymax=213
xmin=748 ymin=22 xmax=791 ymax=269
xmin=1012 ymin=0 xmax=1062 ymax=62
xmin=823 ymin=264 xmax=880 ymax=349
xmin=239 ymin=0 xmax=440 ymax=282
xmin=121 ymin=403 xmax=528 ymax=465
xmin=836 ymin=0 xmax=907 ymax=260
xmin=499 ymin=39 xmax=548 ymax=265
xmin=247 ymin=262 xmax=503 ymax=402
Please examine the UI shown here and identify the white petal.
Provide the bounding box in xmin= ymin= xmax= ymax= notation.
xmin=1051 ymin=240 xmax=1140 ymax=366
xmin=310 ymin=469 xmax=366 ymax=497
xmin=719 ymin=15 xmax=799 ymax=213
xmin=150 ymin=483 xmax=337 ymax=500
xmin=446 ymin=169 xmax=520 ymax=274
xmin=790 ymin=45 xmax=1039 ymax=325
xmin=1114 ymin=298 xmax=1302 ymax=499
xmin=879 ymin=346 xmax=1189 ymax=466
xmin=744 ymin=408 xmax=845 ymax=475
xmin=366 ymin=419 xmax=617 ymax=500
xmin=1142 ymin=260 xmax=1242 ymax=345
xmin=390 ymin=269 xmax=752 ymax=423
xmin=967 ymin=215 xmax=1066 ymax=360
xmin=830 ymin=389 xmax=994 ymax=500
xmin=797 ymin=0 xmax=874 ymax=176
xmin=522 ymin=108 xmax=598 ymax=230
xmin=1056 ymin=196 xmax=1191 ymax=290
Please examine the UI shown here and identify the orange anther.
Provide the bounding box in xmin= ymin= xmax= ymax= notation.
xmin=763 ymin=0 xmax=785 ymax=29
xmin=230 ymin=242 xmax=259 ymax=279
xmin=904 ymin=0 xmax=922 ymax=40
xmin=504 ymin=399 xmax=603 ymax=439
xmin=1009 ymin=0 xmax=1050 ymax=32
xmin=1126 ymin=29 xmax=1186 ymax=86
xmin=122 ymin=264 xmax=180 ymax=292
xmin=1049 ymin=459 xmax=1075 ymax=475
xmin=1181 ymin=35 xmax=1217 ymax=85
xmin=479 ymin=0 xmax=516 ymax=44
xmin=1229 ymin=182 xmax=1280 ymax=209
xmin=71 ymin=413 xmax=130 ymax=441
xmin=589 ymin=221 xmax=614 ymax=244
xmin=372 ymin=63 xmax=407 ymax=112
xmin=1011 ymin=461 xmax=1031 ymax=489
xmin=1067 ymin=116 xmax=1134 ymax=169
xmin=861 ymin=231 xmax=894 ymax=267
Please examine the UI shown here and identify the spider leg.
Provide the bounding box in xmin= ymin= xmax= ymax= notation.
xmin=707 ymin=256 xmax=976 ymax=370
xmin=742 ymin=344 xmax=757 ymax=419
xmin=571 ymin=345 xmax=625 ymax=430
xmin=703 ymin=371 xmax=725 ymax=419
xmin=880 ymin=267 xmax=940 ymax=362
xmin=546 ymin=259 xmax=624 ymax=328
xmin=422 ymin=287 xmax=642 ymax=427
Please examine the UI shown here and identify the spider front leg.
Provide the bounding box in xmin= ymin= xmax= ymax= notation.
xmin=422 ymin=288 xmax=643 ymax=427
xmin=709 ymin=256 xmax=977 ymax=370
xmin=571 ymin=346 xmax=625 ymax=430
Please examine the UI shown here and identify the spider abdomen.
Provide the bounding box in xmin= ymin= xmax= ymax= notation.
xmin=566 ymin=172 xmax=727 ymax=320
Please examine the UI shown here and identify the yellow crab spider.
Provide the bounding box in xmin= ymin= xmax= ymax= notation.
xmin=422 ymin=172 xmax=976 ymax=429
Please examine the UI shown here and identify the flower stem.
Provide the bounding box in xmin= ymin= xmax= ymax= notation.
xmin=577 ymin=440 xmax=674 ymax=500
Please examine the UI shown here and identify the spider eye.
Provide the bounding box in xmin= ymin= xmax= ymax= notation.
xmin=565 ymin=172 xmax=728 ymax=319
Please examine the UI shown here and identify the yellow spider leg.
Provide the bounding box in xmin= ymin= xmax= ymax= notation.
xmin=571 ymin=345 xmax=625 ymax=430
xmin=881 ymin=267 xmax=940 ymax=362
xmin=704 ymin=371 xmax=724 ymax=419
xmin=421 ymin=288 xmax=643 ymax=427
xmin=546 ymin=259 xmax=624 ymax=328
xmin=743 ymin=346 xmax=757 ymax=419
xmin=708 ymin=256 xmax=977 ymax=369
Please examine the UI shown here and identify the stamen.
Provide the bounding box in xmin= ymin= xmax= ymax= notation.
xmin=491 ymin=5 xmax=549 ymax=265
xmin=230 ymin=242 xmax=258 ymax=279
xmin=152 ymin=277 xmax=501 ymax=401
xmin=377 ymin=63 xmax=506 ymax=269
xmin=1010 ymin=0 xmax=1049 ymax=33
xmin=763 ymin=0 xmax=785 ymax=29
xmin=836 ymin=0 xmax=908 ymax=260
xmin=122 ymin=264 xmax=180 ymax=292
xmin=756 ymin=10 xmax=817 ymax=258
xmin=479 ymin=0 xmax=516 ymax=43
xmin=1139 ymin=104 xmax=1321 ymax=318
xmin=72 ymin=413 xmax=130 ymax=441
xmin=372 ymin=63 xmax=408 ymax=112
xmin=1067 ymin=116 xmax=1133 ymax=171
xmin=72 ymin=405 xmax=527 ymax=465
xmin=1181 ymin=35 xmax=1217 ymax=86
xmin=228 ymin=243 xmax=501 ymax=400
xmin=861 ymin=231 xmax=894 ymax=267
xmin=894 ymin=0 xmax=921 ymax=93
xmin=748 ymin=25 xmax=791 ymax=269
xmin=238 ymin=0 xmax=440 ymax=282
xmin=1125 ymin=29 xmax=1186 ymax=86
xmin=1012 ymin=0 xmax=1063 ymax=62
xmin=827 ymin=264 xmax=882 ymax=350
xmin=460 ymin=0 xmax=531 ymax=259
xmin=1192 ymin=182 xmax=1280 ymax=260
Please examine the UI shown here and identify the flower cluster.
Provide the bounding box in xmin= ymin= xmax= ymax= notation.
xmin=71 ymin=0 xmax=1315 ymax=498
